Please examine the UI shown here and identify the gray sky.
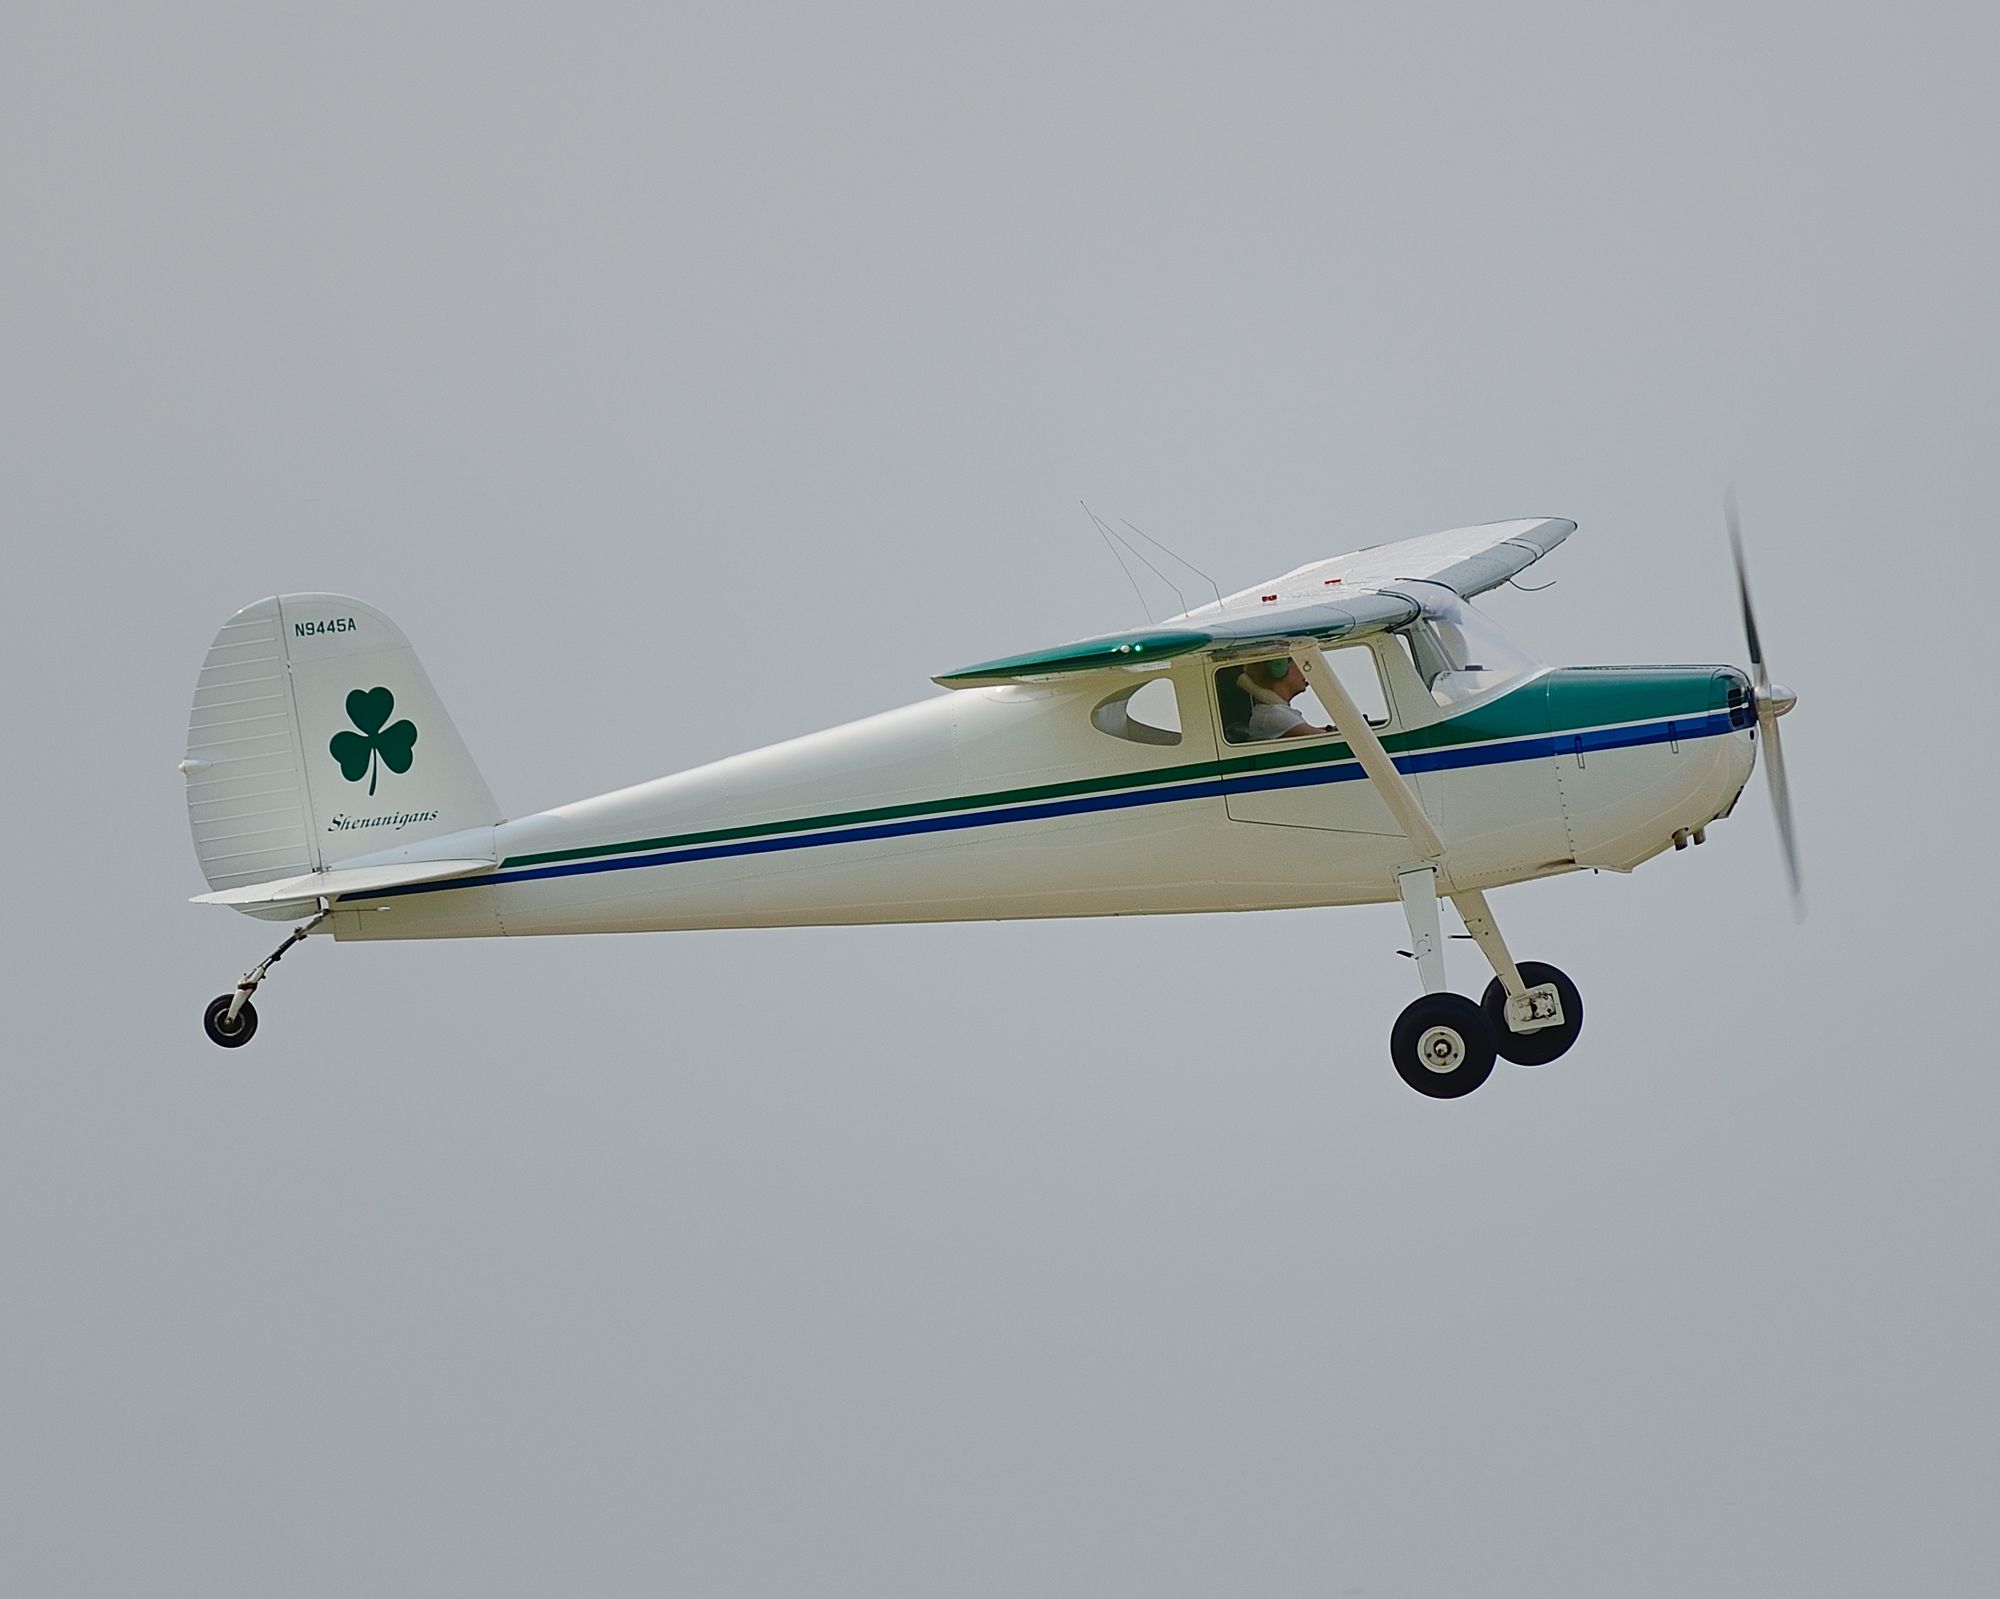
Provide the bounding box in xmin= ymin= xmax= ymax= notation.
xmin=4 ymin=4 xmax=1997 ymax=1594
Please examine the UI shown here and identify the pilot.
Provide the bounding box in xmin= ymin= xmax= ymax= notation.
xmin=1236 ymin=657 xmax=1331 ymax=740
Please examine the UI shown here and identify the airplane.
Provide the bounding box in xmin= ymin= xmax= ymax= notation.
xmin=178 ymin=511 xmax=1800 ymax=1098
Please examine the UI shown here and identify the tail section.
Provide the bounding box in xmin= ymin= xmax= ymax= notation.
xmin=182 ymin=594 xmax=501 ymax=902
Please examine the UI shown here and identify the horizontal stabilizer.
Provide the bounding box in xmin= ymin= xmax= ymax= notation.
xmin=191 ymin=858 xmax=496 ymax=908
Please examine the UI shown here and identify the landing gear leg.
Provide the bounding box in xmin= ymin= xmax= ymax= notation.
xmin=1298 ymin=643 xmax=1573 ymax=1093
xmin=1390 ymin=867 xmax=1495 ymax=1098
xmin=1396 ymin=866 xmax=1450 ymax=996
xmin=1452 ymin=888 xmax=1583 ymax=1066
xmin=202 ymin=908 xmax=329 ymax=1049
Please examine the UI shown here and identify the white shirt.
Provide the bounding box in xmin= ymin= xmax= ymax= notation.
xmin=1247 ymin=700 xmax=1307 ymax=740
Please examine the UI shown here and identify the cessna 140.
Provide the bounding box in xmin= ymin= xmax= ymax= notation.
xmin=180 ymin=514 xmax=1800 ymax=1097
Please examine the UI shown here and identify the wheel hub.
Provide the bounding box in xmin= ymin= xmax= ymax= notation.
xmin=1416 ymin=1025 xmax=1467 ymax=1073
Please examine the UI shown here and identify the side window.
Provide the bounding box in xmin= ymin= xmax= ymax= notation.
xmin=1216 ymin=647 xmax=1390 ymax=744
xmin=1091 ymin=676 xmax=1182 ymax=746
xmin=1384 ymin=630 xmax=1423 ymax=687
xmin=1401 ymin=620 xmax=1451 ymax=689
xmin=1304 ymin=645 xmax=1390 ymax=729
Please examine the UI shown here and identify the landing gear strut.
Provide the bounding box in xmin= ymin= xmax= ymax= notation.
xmin=1390 ymin=867 xmax=1581 ymax=1097
xmin=1294 ymin=645 xmax=1584 ymax=1099
xmin=201 ymin=909 xmax=328 ymax=1049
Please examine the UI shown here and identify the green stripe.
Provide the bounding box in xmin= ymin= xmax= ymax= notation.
xmin=500 ymin=668 xmax=1727 ymax=871
xmin=500 ymin=757 xmax=1222 ymax=869
xmin=1546 ymin=667 xmax=1730 ymax=726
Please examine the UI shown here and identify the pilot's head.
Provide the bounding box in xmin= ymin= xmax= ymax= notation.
xmin=1239 ymin=657 xmax=1304 ymax=704
xmin=1265 ymin=657 xmax=1305 ymax=698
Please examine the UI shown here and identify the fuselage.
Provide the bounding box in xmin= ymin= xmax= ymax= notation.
xmin=328 ymin=640 xmax=1758 ymax=943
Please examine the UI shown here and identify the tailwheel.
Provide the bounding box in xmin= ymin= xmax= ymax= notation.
xmin=198 ymin=908 xmax=327 ymax=1049
xmin=1481 ymin=961 xmax=1583 ymax=1066
xmin=203 ymin=994 xmax=259 ymax=1049
xmin=1390 ymin=993 xmax=1497 ymax=1099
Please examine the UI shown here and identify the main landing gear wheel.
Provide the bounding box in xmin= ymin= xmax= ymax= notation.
xmin=1390 ymin=993 xmax=1497 ymax=1099
xmin=203 ymin=994 xmax=259 ymax=1049
xmin=1480 ymin=961 xmax=1583 ymax=1067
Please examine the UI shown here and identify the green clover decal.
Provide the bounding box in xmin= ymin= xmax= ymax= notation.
xmin=329 ymin=687 xmax=417 ymax=796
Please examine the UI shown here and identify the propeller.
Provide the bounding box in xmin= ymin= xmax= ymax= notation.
xmin=1724 ymin=488 xmax=1804 ymax=920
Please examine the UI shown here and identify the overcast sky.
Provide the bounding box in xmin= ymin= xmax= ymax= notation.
xmin=5 ymin=4 xmax=1998 ymax=1595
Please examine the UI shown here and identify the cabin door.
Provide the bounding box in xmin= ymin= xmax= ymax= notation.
xmin=1215 ymin=643 xmax=1443 ymax=836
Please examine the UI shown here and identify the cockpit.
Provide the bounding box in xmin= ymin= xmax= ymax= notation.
xmin=1084 ymin=587 xmax=1548 ymax=753
xmin=1207 ymin=588 xmax=1546 ymax=744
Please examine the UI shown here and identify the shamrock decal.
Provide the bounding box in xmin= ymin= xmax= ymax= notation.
xmin=329 ymin=687 xmax=417 ymax=796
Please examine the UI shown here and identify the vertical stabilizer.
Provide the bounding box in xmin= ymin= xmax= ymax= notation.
xmin=182 ymin=594 xmax=501 ymax=898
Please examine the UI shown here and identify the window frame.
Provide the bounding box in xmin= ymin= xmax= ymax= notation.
xmin=1210 ymin=642 xmax=1398 ymax=747
xmin=1089 ymin=673 xmax=1184 ymax=747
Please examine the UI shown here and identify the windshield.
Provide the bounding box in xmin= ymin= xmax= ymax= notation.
xmin=1398 ymin=589 xmax=1543 ymax=708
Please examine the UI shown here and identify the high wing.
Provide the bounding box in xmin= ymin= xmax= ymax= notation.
xmin=935 ymin=517 xmax=1574 ymax=687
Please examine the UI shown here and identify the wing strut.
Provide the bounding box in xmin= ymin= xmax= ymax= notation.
xmin=1298 ymin=647 xmax=1553 ymax=1019
xmin=1296 ymin=647 xmax=1443 ymax=860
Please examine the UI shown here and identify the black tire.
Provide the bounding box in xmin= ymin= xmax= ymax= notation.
xmin=203 ymin=994 xmax=258 ymax=1049
xmin=1481 ymin=961 xmax=1583 ymax=1067
xmin=1390 ymin=993 xmax=1496 ymax=1099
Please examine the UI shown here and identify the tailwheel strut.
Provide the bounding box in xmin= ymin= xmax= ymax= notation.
xmin=202 ymin=908 xmax=329 ymax=1049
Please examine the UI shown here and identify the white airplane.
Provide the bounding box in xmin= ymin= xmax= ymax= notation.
xmin=180 ymin=513 xmax=1799 ymax=1097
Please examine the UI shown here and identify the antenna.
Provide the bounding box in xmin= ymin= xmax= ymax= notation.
xmin=1121 ymin=518 xmax=1224 ymax=614
xmin=1090 ymin=507 xmax=1188 ymax=617
xmin=1081 ymin=500 xmax=1150 ymax=621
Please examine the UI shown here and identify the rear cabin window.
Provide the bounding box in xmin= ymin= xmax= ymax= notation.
xmin=1091 ymin=676 xmax=1182 ymax=745
xmin=1215 ymin=647 xmax=1390 ymax=744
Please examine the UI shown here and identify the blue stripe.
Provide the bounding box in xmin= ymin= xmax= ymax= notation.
xmin=1224 ymin=710 xmax=1735 ymax=796
xmin=387 ymin=776 xmax=1230 ymax=895
xmin=369 ymin=711 xmax=1738 ymax=900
